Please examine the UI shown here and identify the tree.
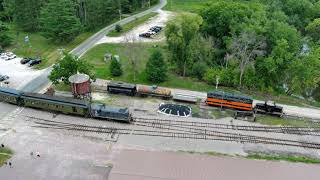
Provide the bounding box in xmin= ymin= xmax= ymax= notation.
xmin=49 ymin=52 xmax=94 ymax=85
xmin=0 ymin=21 xmax=11 ymax=47
xmin=115 ymin=24 xmax=122 ymax=32
xmin=13 ymin=0 xmax=44 ymax=31
xmin=145 ymin=49 xmax=167 ymax=83
xmin=286 ymin=46 xmax=320 ymax=96
xmin=165 ymin=13 xmax=203 ymax=76
xmin=306 ymin=18 xmax=320 ymax=42
xmin=229 ymin=31 xmax=266 ymax=88
xmin=109 ymin=58 xmax=123 ymax=77
xmin=40 ymin=0 xmax=82 ymax=43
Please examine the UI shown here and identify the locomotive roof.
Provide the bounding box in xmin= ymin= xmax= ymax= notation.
xmin=22 ymin=93 xmax=89 ymax=107
xmin=91 ymin=103 xmax=129 ymax=114
xmin=107 ymin=81 xmax=136 ymax=89
xmin=0 ymin=87 xmax=22 ymax=97
xmin=208 ymin=91 xmax=252 ymax=101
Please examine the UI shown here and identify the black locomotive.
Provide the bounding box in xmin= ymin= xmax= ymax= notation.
xmin=0 ymin=87 xmax=132 ymax=123
xmin=254 ymin=101 xmax=284 ymax=117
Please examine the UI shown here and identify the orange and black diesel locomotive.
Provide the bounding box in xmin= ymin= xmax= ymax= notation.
xmin=206 ymin=91 xmax=253 ymax=111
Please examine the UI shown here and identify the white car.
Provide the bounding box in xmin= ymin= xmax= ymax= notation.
xmin=0 ymin=55 xmax=9 ymax=61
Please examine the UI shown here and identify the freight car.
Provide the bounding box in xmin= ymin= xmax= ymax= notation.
xmin=107 ymin=81 xmax=136 ymax=96
xmin=0 ymin=87 xmax=132 ymax=123
xmin=206 ymin=91 xmax=253 ymax=111
xmin=254 ymin=101 xmax=283 ymax=117
xmin=136 ymin=85 xmax=172 ymax=99
xmin=107 ymin=81 xmax=172 ymax=99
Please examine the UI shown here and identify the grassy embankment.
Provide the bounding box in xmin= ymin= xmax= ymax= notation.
xmin=0 ymin=147 xmax=13 ymax=166
xmin=107 ymin=12 xmax=158 ymax=37
xmin=7 ymin=26 xmax=94 ymax=69
xmin=180 ymin=151 xmax=320 ymax=164
xmin=164 ymin=0 xmax=213 ymax=12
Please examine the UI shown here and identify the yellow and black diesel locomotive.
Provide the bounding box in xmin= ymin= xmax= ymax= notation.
xmin=206 ymin=91 xmax=253 ymax=111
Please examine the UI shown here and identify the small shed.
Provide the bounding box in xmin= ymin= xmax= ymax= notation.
xmin=104 ymin=53 xmax=113 ymax=62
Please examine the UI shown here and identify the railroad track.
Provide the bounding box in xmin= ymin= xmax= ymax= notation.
xmin=25 ymin=116 xmax=320 ymax=150
xmin=133 ymin=117 xmax=320 ymax=136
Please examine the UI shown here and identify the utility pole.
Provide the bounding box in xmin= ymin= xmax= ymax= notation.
xmin=118 ymin=0 xmax=122 ymax=21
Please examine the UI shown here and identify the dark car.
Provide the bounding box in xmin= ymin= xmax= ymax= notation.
xmin=27 ymin=58 xmax=41 ymax=67
xmin=20 ymin=58 xmax=32 ymax=64
xmin=139 ymin=32 xmax=152 ymax=38
xmin=150 ymin=26 xmax=162 ymax=33
xmin=0 ymin=75 xmax=9 ymax=82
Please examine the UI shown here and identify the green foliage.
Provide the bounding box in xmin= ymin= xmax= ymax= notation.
xmin=0 ymin=147 xmax=13 ymax=167
xmin=115 ymin=24 xmax=122 ymax=33
xmin=145 ymin=49 xmax=167 ymax=83
xmin=165 ymin=13 xmax=203 ymax=76
xmin=191 ymin=61 xmax=207 ymax=80
xmin=13 ymin=0 xmax=43 ymax=32
xmin=247 ymin=153 xmax=320 ymax=164
xmin=306 ymin=18 xmax=320 ymax=42
xmin=49 ymin=52 xmax=95 ymax=85
xmin=110 ymin=58 xmax=123 ymax=77
xmin=40 ymin=0 xmax=82 ymax=43
xmin=0 ymin=21 xmax=11 ymax=47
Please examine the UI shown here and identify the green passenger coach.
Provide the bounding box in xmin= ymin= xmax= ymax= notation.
xmin=0 ymin=87 xmax=23 ymax=105
xmin=21 ymin=93 xmax=89 ymax=116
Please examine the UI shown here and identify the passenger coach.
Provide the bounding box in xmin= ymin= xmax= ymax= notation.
xmin=206 ymin=91 xmax=253 ymax=111
xmin=0 ymin=87 xmax=23 ymax=105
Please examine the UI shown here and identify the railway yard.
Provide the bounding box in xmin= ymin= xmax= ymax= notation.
xmin=1 ymin=91 xmax=320 ymax=179
xmin=1 ymin=0 xmax=320 ymax=179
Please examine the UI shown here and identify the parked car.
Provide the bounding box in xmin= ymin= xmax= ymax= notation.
xmin=20 ymin=58 xmax=32 ymax=64
xmin=139 ymin=32 xmax=152 ymax=38
xmin=0 ymin=75 xmax=9 ymax=82
xmin=27 ymin=58 xmax=42 ymax=67
xmin=150 ymin=26 xmax=162 ymax=33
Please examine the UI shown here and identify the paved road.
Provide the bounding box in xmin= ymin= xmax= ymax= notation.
xmin=20 ymin=0 xmax=167 ymax=93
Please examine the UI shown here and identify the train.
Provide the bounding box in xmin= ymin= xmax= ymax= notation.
xmin=107 ymin=81 xmax=283 ymax=116
xmin=206 ymin=91 xmax=254 ymax=111
xmin=107 ymin=81 xmax=172 ymax=99
xmin=0 ymin=87 xmax=132 ymax=123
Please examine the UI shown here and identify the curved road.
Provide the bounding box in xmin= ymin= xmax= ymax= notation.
xmin=20 ymin=0 xmax=167 ymax=93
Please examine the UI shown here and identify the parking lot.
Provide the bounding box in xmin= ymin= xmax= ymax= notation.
xmin=0 ymin=52 xmax=44 ymax=89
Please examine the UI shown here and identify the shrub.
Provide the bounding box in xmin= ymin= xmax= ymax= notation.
xmin=110 ymin=58 xmax=123 ymax=77
xmin=115 ymin=24 xmax=123 ymax=33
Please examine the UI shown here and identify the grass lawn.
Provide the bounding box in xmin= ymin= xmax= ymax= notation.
xmin=81 ymin=42 xmax=218 ymax=91
xmin=107 ymin=12 xmax=158 ymax=37
xmin=0 ymin=147 xmax=13 ymax=167
xmin=255 ymin=115 xmax=320 ymax=128
xmin=247 ymin=153 xmax=320 ymax=164
xmin=180 ymin=150 xmax=320 ymax=164
xmin=164 ymin=0 xmax=214 ymax=12
xmin=7 ymin=26 xmax=94 ymax=69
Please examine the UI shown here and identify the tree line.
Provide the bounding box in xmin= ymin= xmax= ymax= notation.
xmin=165 ymin=0 xmax=320 ymax=101
xmin=0 ymin=0 xmax=159 ymax=44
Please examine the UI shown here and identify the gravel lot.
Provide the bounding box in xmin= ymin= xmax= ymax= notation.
xmin=96 ymin=9 xmax=174 ymax=44
xmin=0 ymin=57 xmax=44 ymax=89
